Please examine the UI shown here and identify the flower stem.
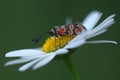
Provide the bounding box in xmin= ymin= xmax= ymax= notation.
xmin=63 ymin=52 xmax=81 ymax=80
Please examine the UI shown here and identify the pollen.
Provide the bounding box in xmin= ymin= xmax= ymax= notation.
xmin=42 ymin=35 xmax=75 ymax=53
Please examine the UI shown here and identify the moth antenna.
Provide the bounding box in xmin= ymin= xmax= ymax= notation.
xmin=32 ymin=31 xmax=49 ymax=43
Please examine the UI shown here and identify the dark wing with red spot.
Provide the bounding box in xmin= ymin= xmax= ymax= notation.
xmin=58 ymin=26 xmax=66 ymax=35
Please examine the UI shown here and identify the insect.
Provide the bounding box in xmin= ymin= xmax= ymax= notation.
xmin=32 ymin=18 xmax=86 ymax=43
xmin=49 ymin=23 xmax=86 ymax=37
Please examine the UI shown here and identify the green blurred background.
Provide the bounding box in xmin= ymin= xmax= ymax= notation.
xmin=0 ymin=0 xmax=120 ymax=80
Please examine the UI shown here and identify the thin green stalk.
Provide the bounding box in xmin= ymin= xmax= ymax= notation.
xmin=63 ymin=53 xmax=81 ymax=80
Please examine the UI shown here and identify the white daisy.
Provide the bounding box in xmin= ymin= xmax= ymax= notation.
xmin=5 ymin=11 xmax=117 ymax=72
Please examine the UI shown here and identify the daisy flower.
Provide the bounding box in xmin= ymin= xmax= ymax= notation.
xmin=5 ymin=11 xmax=117 ymax=72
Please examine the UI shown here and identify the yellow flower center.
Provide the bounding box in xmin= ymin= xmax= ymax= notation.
xmin=42 ymin=35 xmax=75 ymax=53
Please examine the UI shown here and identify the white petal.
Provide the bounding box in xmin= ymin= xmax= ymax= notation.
xmin=19 ymin=58 xmax=42 ymax=72
xmin=87 ymin=18 xmax=115 ymax=36
xmin=99 ymin=14 xmax=115 ymax=26
xmin=84 ymin=29 xmax=107 ymax=39
xmin=86 ymin=40 xmax=117 ymax=44
xmin=5 ymin=49 xmax=45 ymax=57
xmin=65 ymin=39 xmax=85 ymax=49
xmin=5 ymin=54 xmax=49 ymax=66
xmin=96 ymin=18 xmax=114 ymax=30
xmin=89 ymin=14 xmax=115 ymax=34
xmin=32 ymin=53 xmax=56 ymax=70
xmin=5 ymin=58 xmax=33 ymax=66
xmin=75 ymin=14 xmax=115 ymax=40
xmin=55 ymin=49 xmax=68 ymax=55
xmin=82 ymin=11 xmax=102 ymax=30
xmin=84 ymin=20 xmax=115 ymax=40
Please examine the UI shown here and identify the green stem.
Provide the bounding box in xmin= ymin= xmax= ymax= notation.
xmin=63 ymin=53 xmax=81 ymax=80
